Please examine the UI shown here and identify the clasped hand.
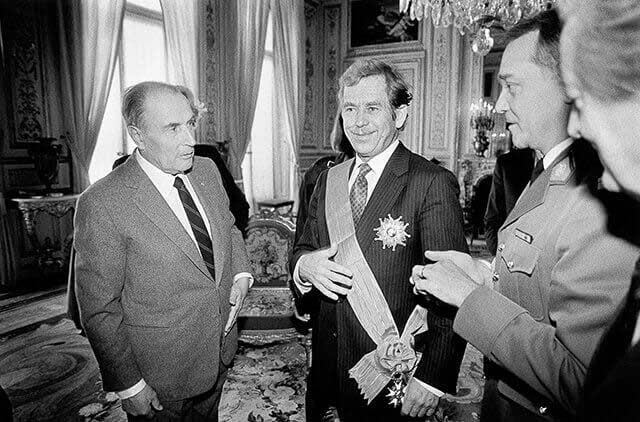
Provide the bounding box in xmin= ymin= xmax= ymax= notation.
xmin=298 ymin=244 xmax=353 ymax=300
xmin=122 ymin=384 xmax=163 ymax=418
xmin=410 ymin=250 xmax=491 ymax=308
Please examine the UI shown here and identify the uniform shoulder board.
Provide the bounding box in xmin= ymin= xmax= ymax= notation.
xmin=550 ymin=157 xmax=572 ymax=184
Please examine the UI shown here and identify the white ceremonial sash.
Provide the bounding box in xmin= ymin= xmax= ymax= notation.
xmin=325 ymin=159 xmax=428 ymax=404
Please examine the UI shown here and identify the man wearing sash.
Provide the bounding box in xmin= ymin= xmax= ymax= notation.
xmin=291 ymin=59 xmax=468 ymax=421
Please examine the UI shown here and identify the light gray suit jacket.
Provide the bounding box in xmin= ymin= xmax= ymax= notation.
xmin=74 ymin=155 xmax=249 ymax=400
xmin=454 ymin=146 xmax=640 ymax=420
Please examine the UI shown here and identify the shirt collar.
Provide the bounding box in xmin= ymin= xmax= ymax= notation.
xmin=542 ymin=137 xmax=573 ymax=169
xmin=354 ymin=140 xmax=400 ymax=175
xmin=135 ymin=149 xmax=181 ymax=196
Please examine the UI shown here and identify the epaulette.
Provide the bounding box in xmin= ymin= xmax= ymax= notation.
xmin=549 ymin=155 xmax=573 ymax=185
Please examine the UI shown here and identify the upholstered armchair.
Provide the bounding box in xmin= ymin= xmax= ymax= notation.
xmin=239 ymin=209 xmax=311 ymax=366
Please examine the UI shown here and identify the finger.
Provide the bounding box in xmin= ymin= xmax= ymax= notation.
xmin=229 ymin=288 xmax=240 ymax=306
xmin=416 ymin=404 xmax=428 ymax=418
xmin=319 ymin=279 xmax=351 ymax=296
xmin=424 ymin=250 xmax=456 ymax=262
xmin=224 ymin=306 xmax=238 ymax=333
xmin=426 ymin=405 xmax=436 ymax=417
xmin=325 ymin=261 xmax=353 ymax=279
xmin=324 ymin=272 xmax=354 ymax=289
xmin=315 ymin=282 xmax=339 ymax=300
xmin=151 ymin=395 xmax=163 ymax=411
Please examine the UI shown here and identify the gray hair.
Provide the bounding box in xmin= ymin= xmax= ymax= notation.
xmin=562 ymin=0 xmax=640 ymax=101
xmin=122 ymin=81 xmax=199 ymax=129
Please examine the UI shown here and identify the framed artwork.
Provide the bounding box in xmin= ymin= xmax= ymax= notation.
xmin=350 ymin=0 xmax=420 ymax=48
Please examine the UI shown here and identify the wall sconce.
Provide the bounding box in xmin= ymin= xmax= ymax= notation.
xmin=469 ymin=99 xmax=495 ymax=157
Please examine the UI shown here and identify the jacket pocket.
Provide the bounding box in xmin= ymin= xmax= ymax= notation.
xmin=500 ymin=233 xmax=544 ymax=320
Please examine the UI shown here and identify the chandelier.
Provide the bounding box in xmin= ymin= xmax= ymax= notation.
xmin=399 ymin=0 xmax=558 ymax=55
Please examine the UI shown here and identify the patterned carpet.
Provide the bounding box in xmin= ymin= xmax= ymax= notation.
xmin=0 ymin=319 xmax=484 ymax=422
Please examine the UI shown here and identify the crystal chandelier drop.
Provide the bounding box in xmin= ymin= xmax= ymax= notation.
xmin=399 ymin=0 xmax=558 ymax=55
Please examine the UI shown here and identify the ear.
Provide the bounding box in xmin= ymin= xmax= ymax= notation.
xmin=394 ymin=105 xmax=409 ymax=129
xmin=128 ymin=125 xmax=145 ymax=150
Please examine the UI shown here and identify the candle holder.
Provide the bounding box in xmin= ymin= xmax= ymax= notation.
xmin=470 ymin=99 xmax=496 ymax=157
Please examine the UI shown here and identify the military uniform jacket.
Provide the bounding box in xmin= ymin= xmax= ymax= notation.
xmin=454 ymin=143 xmax=640 ymax=420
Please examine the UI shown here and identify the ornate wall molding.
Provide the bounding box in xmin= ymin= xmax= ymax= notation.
xmin=1 ymin=1 xmax=47 ymax=147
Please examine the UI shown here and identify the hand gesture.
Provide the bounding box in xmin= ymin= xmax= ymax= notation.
xmin=224 ymin=277 xmax=251 ymax=335
xmin=121 ymin=384 xmax=163 ymax=418
xmin=410 ymin=254 xmax=479 ymax=308
xmin=400 ymin=378 xmax=439 ymax=418
xmin=298 ymin=244 xmax=353 ymax=300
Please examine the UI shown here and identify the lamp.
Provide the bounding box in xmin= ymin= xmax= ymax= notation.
xmin=399 ymin=0 xmax=558 ymax=55
xmin=469 ymin=99 xmax=495 ymax=157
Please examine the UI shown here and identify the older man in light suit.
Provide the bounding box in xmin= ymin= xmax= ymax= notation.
xmin=74 ymin=81 xmax=251 ymax=421
xmin=411 ymin=10 xmax=640 ymax=422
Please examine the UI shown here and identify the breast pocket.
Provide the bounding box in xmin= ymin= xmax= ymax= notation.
xmin=500 ymin=232 xmax=544 ymax=320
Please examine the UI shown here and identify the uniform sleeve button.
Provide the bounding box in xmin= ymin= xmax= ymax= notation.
xmin=507 ymin=261 xmax=514 ymax=269
xmin=492 ymin=272 xmax=500 ymax=282
xmin=497 ymin=243 xmax=505 ymax=252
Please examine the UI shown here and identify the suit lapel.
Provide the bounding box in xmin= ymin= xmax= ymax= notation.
xmin=124 ymin=158 xmax=214 ymax=282
xmin=187 ymin=164 xmax=226 ymax=282
xmin=356 ymin=143 xmax=410 ymax=255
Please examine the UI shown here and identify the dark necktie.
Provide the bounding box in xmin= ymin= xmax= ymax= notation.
xmin=350 ymin=163 xmax=372 ymax=225
xmin=173 ymin=177 xmax=216 ymax=280
xmin=530 ymin=159 xmax=544 ymax=184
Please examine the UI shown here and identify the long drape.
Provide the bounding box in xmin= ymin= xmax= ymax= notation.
xmin=57 ymin=0 xmax=125 ymax=192
xmin=160 ymin=0 xmax=199 ymax=100
xmin=271 ymin=0 xmax=305 ymax=200
xmin=227 ymin=0 xmax=271 ymax=180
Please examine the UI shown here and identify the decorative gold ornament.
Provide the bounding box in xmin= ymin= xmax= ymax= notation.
xmin=374 ymin=214 xmax=411 ymax=251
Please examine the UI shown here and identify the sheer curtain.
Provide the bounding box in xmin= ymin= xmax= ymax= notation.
xmin=271 ymin=0 xmax=305 ymax=200
xmin=160 ymin=0 xmax=199 ymax=99
xmin=227 ymin=0 xmax=271 ymax=179
xmin=57 ymin=0 xmax=125 ymax=191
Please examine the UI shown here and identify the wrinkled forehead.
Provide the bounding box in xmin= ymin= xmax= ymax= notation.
xmin=143 ymin=89 xmax=192 ymax=126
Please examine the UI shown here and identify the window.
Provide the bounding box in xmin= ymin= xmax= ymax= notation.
xmin=242 ymin=14 xmax=274 ymax=209
xmin=89 ymin=0 xmax=166 ymax=183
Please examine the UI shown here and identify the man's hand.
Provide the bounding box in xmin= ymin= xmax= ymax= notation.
xmin=224 ymin=277 xmax=251 ymax=335
xmin=424 ymin=250 xmax=492 ymax=286
xmin=400 ymin=378 xmax=439 ymax=418
xmin=298 ymin=244 xmax=353 ymax=301
xmin=411 ymin=257 xmax=479 ymax=308
xmin=121 ymin=384 xmax=163 ymax=418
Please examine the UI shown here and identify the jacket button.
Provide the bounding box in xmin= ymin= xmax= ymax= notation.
xmin=507 ymin=260 xmax=514 ymax=269
xmin=492 ymin=272 xmax=500 ymax=282
xmin=332 ymin=332 xmax=337 ymax=338
xmin=538 ymin=406 xmax=547 ymax=415
xmin=498 ymin=243 xmax=505 ymax=252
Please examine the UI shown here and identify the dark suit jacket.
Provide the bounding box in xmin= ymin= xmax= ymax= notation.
xmin=484 ymin=148 xmax=535 ymax=255
xmin=74 ymin=155 xmax=249 ymax=400
xmin=577 ymin=193 xmax=640 ymax=422
xmin=112 ymin=144 xmax=250 ymax=237
xmin=290 ymin=143 xmax=468 ymax=420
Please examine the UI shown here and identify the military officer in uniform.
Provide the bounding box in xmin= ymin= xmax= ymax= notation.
xmin=410 ymin=10 xmax=640 ymax=422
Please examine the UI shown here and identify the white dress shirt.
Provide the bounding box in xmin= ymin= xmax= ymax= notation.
xmin=117 ymin=151 xmax=252 ymax=399
xmin=542 ymin=137 xmax=574 ymax=170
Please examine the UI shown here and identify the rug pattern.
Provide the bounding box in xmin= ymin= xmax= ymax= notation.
xmin=0 ymin=319 xmax=484 ymax=421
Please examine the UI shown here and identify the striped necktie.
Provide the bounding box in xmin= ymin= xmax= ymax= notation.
xmin=173 ymin=177 xmax=216 ymax=280
xmin=350 ymin=163 xmax=372 ymax=225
